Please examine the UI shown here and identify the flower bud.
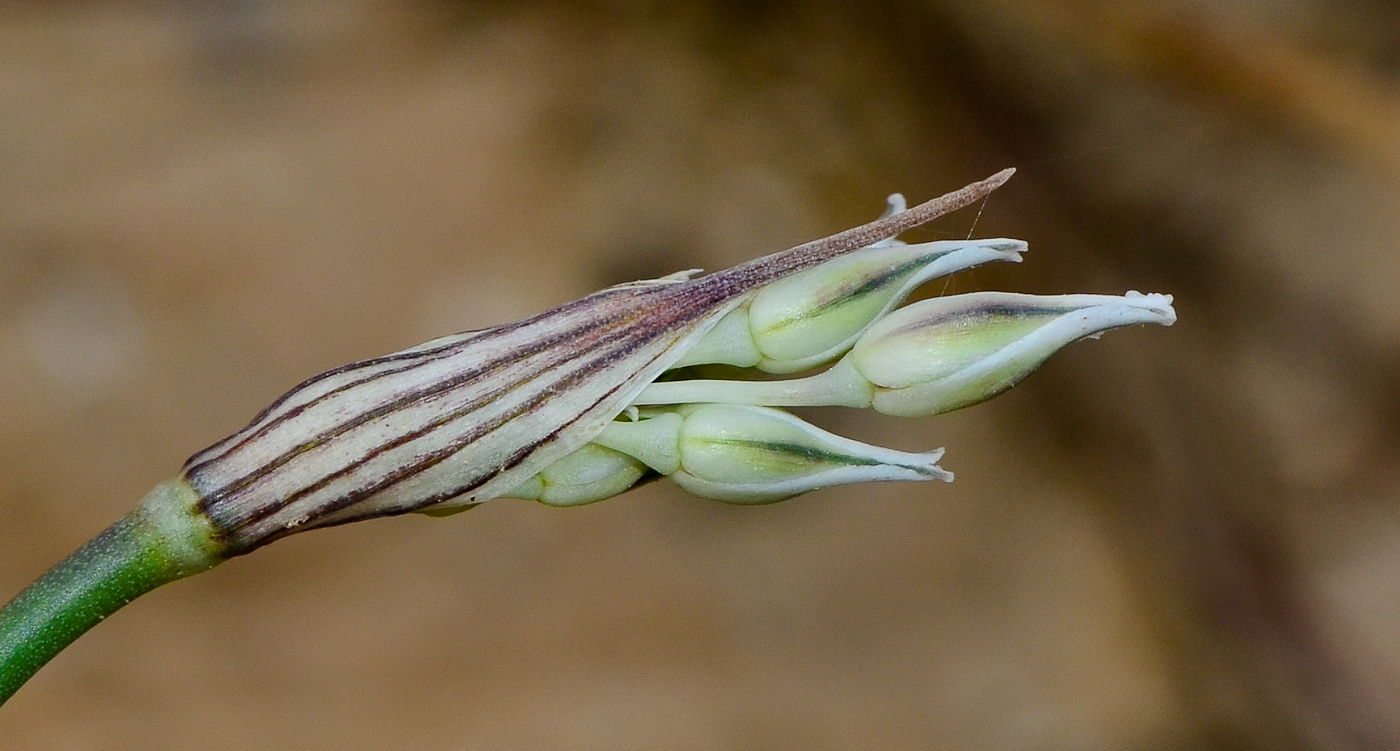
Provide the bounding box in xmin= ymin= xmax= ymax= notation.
xmin=746 ymin=239 xmax=1026 ymax=373
xmin=501 ymin=444 xmax=647 ymax=507
xmin=501 ymin=401 xmax=953 ymax=507
xmin=673 ymin=238 xmax=1027 ymax=372
xmin=850 ymin=291 xmax=1177 ymax=417
xmin=667 ymin=403 xmax=951 ymax=504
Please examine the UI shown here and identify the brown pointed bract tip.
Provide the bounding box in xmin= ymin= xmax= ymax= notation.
xmin=699 ymin=168 xmax=1018 ymax=292
xmin=871 ymin=167 xmax=1015 ymax=243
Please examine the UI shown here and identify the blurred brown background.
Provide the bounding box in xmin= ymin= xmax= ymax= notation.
xmin=3 ymin=1 xmax=1400 ymax=748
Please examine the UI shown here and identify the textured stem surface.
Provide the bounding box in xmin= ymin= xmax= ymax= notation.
xmin=0 ymin=480 xmax=220 ymax=706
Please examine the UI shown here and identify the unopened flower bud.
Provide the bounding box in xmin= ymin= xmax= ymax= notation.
xmin=667 ymin=403 xmax=950 ymax=504
xmin=501 ymin=444 xmax=647 ymax=507
xmin=746 ymin=238 xmax=1026 ymax=372
xmin=851 ymin=291 xmax=1177 ymax=417
xmin=674 ymin=238 xmax=1026 ymax=372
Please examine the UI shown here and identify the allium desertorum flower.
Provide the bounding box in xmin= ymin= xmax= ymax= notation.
xmin=0 ymin=169 xmax=1176 ymax=706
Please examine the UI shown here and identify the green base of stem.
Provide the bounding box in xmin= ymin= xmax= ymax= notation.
xmin=0 ymin=479 xmax=222 ymax=706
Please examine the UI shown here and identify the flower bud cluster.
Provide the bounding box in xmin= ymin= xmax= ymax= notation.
xmin=174 ymin=171 xmax=1174 ymax=551
xmin=492 ymin=199 xmax=1175 ymax=510
xmin=8 ymin=173 xmax=1175 ymax=710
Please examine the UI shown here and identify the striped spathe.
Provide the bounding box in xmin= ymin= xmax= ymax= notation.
xmin=181 ymin=170 xmax=1014 ymax=554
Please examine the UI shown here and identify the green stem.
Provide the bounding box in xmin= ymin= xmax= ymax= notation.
xmin=0 ymin=479 xmax=222 ymax=706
